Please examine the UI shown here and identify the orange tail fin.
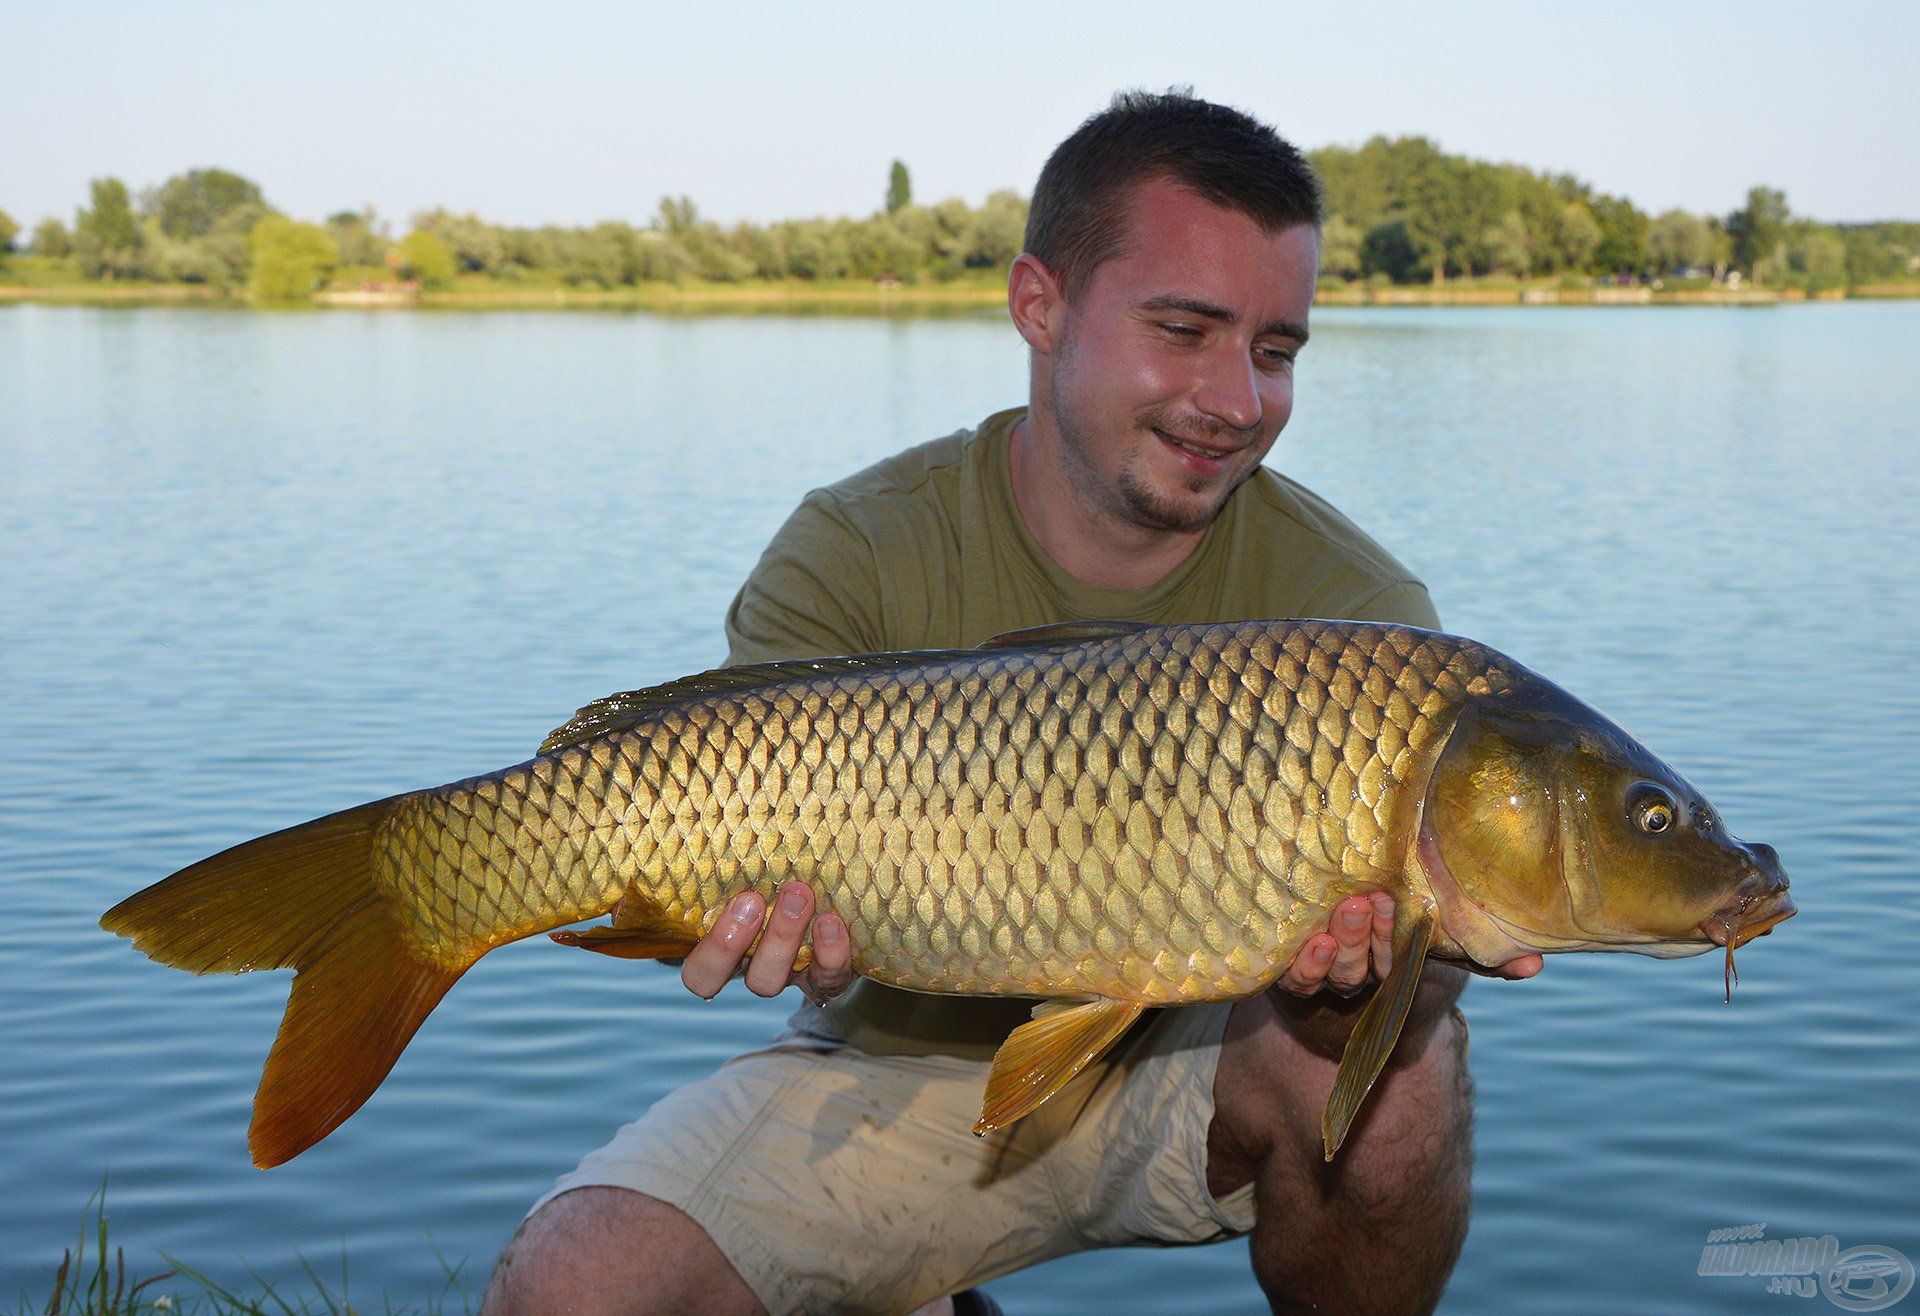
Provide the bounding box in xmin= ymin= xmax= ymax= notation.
xmin=100 ymin=799 xmax=472 ymax=1168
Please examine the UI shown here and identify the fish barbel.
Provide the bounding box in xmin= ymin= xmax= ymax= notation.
xmin=101 ymin=619 xmax=1793 ymax=1168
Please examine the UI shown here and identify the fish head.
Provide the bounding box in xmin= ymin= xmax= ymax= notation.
xmin=1418 ymin=681 xmax=1793 ymax=966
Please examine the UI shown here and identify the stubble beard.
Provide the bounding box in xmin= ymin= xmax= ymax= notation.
xmin=1114 ymin=442 xmax=1238 ymax=533
xmin=1049 ymin=359 xmax=1248 ymax=536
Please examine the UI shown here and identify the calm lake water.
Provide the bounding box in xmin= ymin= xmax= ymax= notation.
xmin=3 ymin=302 xmax=1916 ymax=1314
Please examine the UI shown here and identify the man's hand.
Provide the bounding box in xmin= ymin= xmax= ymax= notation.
xmin=678 ymin=881 xmax=855 ymax=1006
xmin=1273 ymin=892 xmax=1544 ymax=997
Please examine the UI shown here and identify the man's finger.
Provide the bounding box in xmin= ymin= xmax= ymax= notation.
xmin=680 ymin=891 xmax=764 ymax=999
xmin=1276 ymin=934 xmax=1337 ymax=996
xmin=1368 ymin=891 xmax=1396 ymax=981
xmin=1326 ymin=896 xmax=1374 ymax=993
xmin=798 ymin=913 xmax=854 ymax=1004
xmin=743 ymin=882 xmax=814 ymax=997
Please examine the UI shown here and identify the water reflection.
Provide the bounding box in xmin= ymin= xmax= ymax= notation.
xmin=1 ymin=303 xmax=1914 ymax=1313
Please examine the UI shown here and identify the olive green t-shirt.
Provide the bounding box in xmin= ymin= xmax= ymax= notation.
xmin=723 ymin=406 xmax=1440 ymax=1057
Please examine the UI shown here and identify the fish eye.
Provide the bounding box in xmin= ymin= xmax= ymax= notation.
xmin=1627 ymin=783 xmax=1678 ymax=836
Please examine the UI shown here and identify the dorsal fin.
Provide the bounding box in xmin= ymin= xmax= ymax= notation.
xmin=541 ymin=622 xmax=1153 ymax=756
xmin=538 ymin=650 xmax=980 ymax=754
xmin=976 ymin=620 xmax=1150 ymax=650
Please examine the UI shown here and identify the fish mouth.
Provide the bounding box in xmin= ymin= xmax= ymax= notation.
xmin=1699 ymin=893 xmax=1797 ymax=950
xmin=1699 ymin=874 xmax=1795 ymax=1000
xmin=1700 ymin=841 xmax=1795 ymax=951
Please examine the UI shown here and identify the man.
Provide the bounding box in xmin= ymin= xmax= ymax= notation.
xmin=487 ymin=91 xmax=1540 ymax=1315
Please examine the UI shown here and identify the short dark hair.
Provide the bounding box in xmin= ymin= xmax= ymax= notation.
xmin=1024 ymin=88 xmax=1324 ymax=298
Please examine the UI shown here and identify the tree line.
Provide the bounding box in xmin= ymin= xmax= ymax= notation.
xmin=2 ymin=145 xmax=1915 ymax=303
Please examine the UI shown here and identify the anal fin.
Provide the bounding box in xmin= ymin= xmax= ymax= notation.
xmin=549 ymin=893 xmax=703 ymax=961
xmin=548 ymin=890 xmax=816 ymax=971
xmin=974 ymin=997 xmax=1145 ymax=1135
xmin=1322 ymin=906 xmax=1435 ymax=1160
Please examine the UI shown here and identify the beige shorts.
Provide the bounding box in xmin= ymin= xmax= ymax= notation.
xmin=530 ymin=1002 xmax=1255 ymax=1315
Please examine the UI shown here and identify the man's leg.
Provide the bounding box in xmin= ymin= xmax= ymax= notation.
xmin=483 ymin=1187 xmax=763 ymax=1316
xmin=478 ymin=1034 xmax=1094 ymax=1315
xmin=1210 ymin=978 xmax=1474 ymax=1316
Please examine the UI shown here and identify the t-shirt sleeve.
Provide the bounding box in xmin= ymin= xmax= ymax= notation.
xmin=723 ymin=491 xmax=885 ymax=666
xmin=1345 ymin=579 xmax=1442 ymax=631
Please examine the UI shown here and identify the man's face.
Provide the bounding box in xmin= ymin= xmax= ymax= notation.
xmin=1045 ymin=175 xmax=1318 ymax=534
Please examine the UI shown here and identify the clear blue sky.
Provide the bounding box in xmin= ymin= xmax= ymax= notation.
xmin=4 ymin=0 xmax=1914 ymax=231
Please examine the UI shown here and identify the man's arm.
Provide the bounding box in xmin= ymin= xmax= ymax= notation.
xmin=723 ymin=490 xmax=885 ymax=666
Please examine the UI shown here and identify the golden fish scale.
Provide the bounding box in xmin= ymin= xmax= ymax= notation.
xmin=373 ymin=622 xmax=1513 ymax=998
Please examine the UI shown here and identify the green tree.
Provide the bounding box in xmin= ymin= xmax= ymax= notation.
xmin=886 ymin=160 xmax=912 ymax=215
xmin=965 ymin=190 xmax=1027 ymax=269
xmin=1481 ymin=211 xmax=1534 ymax=277
xmin=1647 ymin=210 xmax=1719 ymax=274
xmin=1839 ymin=222 xmax=1920 ymax=286
xmin=32 ymin=216 xmax=72 ymax=258
xmin=326 ymin=208 xmax=389 ymax=267
xmin=415 ymin=209 xmax=505 ymax=273
xmin=1726 ymin=187 xmax=1790 ymax=283
xmin=247 ymin=214 xmax=337 ymax=305
xmin=925 ymin=197 xmax=977 ymax=275
xmin=633 ymin=227 xmax=699 ymax=282
xmin=657 ymin=195 xmax=699 ymax=236
xmin=737 ymin=223 xmax=790 ymax=279
xmin=146 ymin=168 xmax=265 ymax=239
xmin=394 ymin=228 xmax=456 ymax=288
xmin=1361 ymin=218 xmax=1420 ymax=282
xmin=0 ymin=209 xmax=17 ymax=261
xmin=552 ymin=225 xmax=627 ymax=287
xmin=849 ymin=214 xmax=921 ymax=281
xmin=503 ymin=226 xmax=562 ymax=273
xmin=649 ymin=196 xmax=747 ymax=281
xmin=74 ymin=177 xmax=143 ymax=278
xmin=1787 ymin=223 xmax=1847 ymax=292
xmin=1401 ymin=157 xmax=1501 ymax=281
xmin=1311 ymin=135 xmax=1447 ymax=235
xmin=1318 ymin=216 xmax=1363 ymax=280
xmin=143 ymin=198 xmax=266 ymax=286
xmin=785 ymin=220 xmax=852 ymax=280
xmin=1550 ymin=203 xmax=1601 ymax=275
xmin=1588 ymin=195 xmax=1649 ymax=275
xmin=144 ymin=217 xmax=227 ymax=284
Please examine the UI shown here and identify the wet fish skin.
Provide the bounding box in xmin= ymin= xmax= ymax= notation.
xmin=101 ymin=617 xmax=1790 ymax=1166
xmin=377 ymin=620 xmax=1507 ymax=1000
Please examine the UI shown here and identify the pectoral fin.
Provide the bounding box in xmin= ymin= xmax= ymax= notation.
xmin=974 ymin=997 xmax=1145 ymax=1135
xmin=1322 ymin=906 xmax=1436 ymax=1161
xmin=549 ymin=893 xmax=703 ymax=960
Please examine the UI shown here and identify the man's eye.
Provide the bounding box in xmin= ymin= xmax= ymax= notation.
xmin=1159 ymin=323 xmax=1200 ymax=339
xmin=1256 ymin=346 xmax=1296 ymax=366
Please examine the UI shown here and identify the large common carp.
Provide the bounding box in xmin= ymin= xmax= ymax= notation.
xmin=103 ymin=619 xmax=1793 ymax=1169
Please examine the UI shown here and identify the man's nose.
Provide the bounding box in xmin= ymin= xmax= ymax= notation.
xmin=1192 ymin=352 xmax=1262 ymax=433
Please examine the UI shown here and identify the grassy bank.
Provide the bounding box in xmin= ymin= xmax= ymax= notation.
xmin=3 ymin=256 xmax=1916 ymax=311
xmin=18 ymin=1190 xmax=475 ymax=1316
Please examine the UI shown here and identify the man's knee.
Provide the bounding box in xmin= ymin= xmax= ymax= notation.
xmin=483 ymin=1186 xmax=764 ymax=1316
xmin=1249 ymin=1009 xmax=1474 ymax=1314
xmin=1342 ymin=1005 xmax=1474 ymax=1210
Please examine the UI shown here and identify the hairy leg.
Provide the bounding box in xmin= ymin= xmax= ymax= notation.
xmin=482 ymin=1186 xmax=766 ymax=1316
xmin=1211 ymin=983 xmax=1474 ymax=1316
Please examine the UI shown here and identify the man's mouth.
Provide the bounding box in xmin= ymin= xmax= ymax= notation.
xmin=1153 ymin=428 xmax=1240 ymax=470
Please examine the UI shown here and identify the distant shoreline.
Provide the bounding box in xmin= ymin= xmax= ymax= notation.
xmin=2 ymin=277 xmax=1916 ymax=311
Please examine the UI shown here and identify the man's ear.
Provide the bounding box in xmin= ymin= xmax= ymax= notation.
xmin=1007 ymin=253 xmax=1065 ymax=354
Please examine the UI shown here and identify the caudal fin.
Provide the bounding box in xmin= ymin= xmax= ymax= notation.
xmin=101 ymin=799 xmax=472 ymax=1168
